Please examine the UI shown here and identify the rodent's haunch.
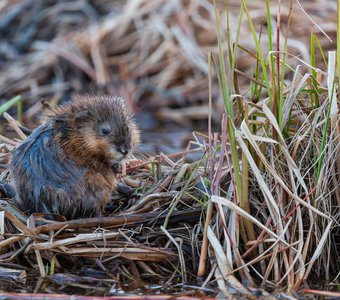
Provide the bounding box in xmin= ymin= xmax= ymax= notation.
xmin=9 ymin=95 xmax=140 ymax=219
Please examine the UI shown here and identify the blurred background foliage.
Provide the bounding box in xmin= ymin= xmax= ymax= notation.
xmin=0 ymin=0 xmax=337 ymax=153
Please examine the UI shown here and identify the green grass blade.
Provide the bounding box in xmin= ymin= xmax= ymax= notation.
xmin=0 ymin=95 xmax=22 ymax=117
xmin=310 ymin=32 xmax=320 ymax=108
xmin=241 ymin=0 xmax=272 ymax=103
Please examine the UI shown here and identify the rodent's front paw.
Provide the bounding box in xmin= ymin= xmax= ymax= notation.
xmin=111 ymin=163 xmax=121 ymax=173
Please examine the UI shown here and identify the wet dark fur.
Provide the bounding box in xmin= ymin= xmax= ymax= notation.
xmin=9 ymin=95 xmax=140 ymax=219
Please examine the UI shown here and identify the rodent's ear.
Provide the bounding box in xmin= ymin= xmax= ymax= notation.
xmin=52 ymin=111 xmax=90 ymax=124
xmin=73 ymin=111 xmax=90 ymax=122
xmin=52 ymin=113 xmax=68 ymax=123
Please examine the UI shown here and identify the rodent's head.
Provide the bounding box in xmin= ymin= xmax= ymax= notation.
xmin=51 ymin=95 xmax=140 ymax=168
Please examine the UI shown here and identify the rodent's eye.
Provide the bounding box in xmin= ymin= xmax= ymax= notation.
xmin=99 ymin=124 xmax=111 ymax=136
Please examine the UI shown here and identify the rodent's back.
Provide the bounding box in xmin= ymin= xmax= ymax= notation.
xmin=10 ymin=123 xmax=90 ymax=218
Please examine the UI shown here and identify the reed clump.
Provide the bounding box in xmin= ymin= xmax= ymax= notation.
xmin=0 ymin=0 xmax=339 ymax=298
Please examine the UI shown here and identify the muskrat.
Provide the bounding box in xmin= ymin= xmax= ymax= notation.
xmin=7 ymin=95 xmax=140 ymax=219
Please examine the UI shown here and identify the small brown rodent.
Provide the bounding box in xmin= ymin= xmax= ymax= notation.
xmin=8 ymin=95 xmax=140 ymax=219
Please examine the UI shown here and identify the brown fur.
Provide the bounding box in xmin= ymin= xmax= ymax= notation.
xmin=9 ymin=95 xmax=140 ymax=219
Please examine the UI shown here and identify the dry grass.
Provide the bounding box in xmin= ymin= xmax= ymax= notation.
xmin=0 ymin=138 xmax=208 ymax=295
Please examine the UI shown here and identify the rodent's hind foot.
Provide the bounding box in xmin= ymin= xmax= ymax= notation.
xmin=116 ymin=183 xmax=135 ymax=197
